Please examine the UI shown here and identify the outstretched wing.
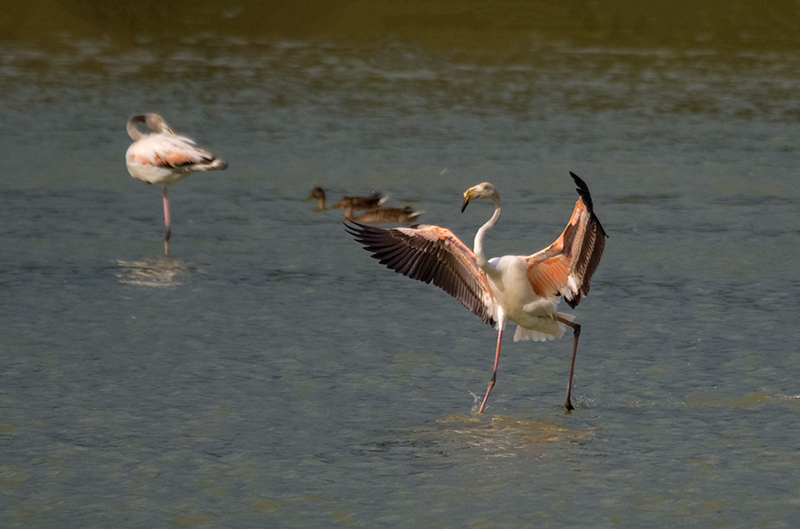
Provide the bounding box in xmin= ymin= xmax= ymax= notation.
xmin=345 ymin=221 xmax=497 ymax=327
xmin=525 ymin=172 xmax=607 ymax=309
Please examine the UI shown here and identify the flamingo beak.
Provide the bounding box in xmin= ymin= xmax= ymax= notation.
xmin=461 ymin=189 xmax=473 ymax=212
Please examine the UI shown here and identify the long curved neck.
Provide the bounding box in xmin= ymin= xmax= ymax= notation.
xmin=473 ymin=198 xmax=501 ymax=269
xmin=126 ymin=118 xmax=143 ymax=141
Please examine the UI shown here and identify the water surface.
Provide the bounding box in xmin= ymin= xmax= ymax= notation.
xmin=2 ymin=2 xmax=800 ymax=527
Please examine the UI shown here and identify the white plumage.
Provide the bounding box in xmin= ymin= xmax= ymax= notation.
xmin=125 ymin=114 xmax=227 ymax=255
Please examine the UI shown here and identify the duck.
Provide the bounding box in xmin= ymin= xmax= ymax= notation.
xmin=305 ymin=187 xmax=387 ymax=211
xmin=343 ymin=205 xmax=423 ymax=224
xmin=331 ymin=194 xmax=389 ymax=210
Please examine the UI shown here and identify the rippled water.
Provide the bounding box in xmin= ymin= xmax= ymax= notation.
xmin=2 ymin=4 xmax=800 ymax=527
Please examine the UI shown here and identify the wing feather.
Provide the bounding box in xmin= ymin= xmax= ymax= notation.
xmin=131 ymin=134 xmax=219 ymax=170
xmin=526 ymin=172 xmax=607 ymax=309
xmin=345 ymin=221 xmax=497 ymax=327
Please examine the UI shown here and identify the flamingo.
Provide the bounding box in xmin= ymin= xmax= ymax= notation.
xmin=345 ymin=172 xmax=606 ymax=412
xmin=126 ymin=114 xmax=227 ymax=255
xmin=305 ymin=187 xmax=388 ymax=211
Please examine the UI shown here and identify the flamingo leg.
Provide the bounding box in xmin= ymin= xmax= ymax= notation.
xmin=557 ymin=317 xmax=581 ymax=411
xmin=478 ymin=327 xmax=503 ymax=414
xmin=162 ymin=185 xmax=171 ymax=256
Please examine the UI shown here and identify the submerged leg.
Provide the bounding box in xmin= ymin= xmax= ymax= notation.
xmin=557 ymin=317 xmax=581 ymax=411
xmin=162 ymin=185 xmax=171 ymax=256
xmin=478 ymin=327 xmax=503 ymax=414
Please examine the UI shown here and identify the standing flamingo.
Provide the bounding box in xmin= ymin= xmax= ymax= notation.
xmin=126 ymin=114 xmax=227 ymax=255
xmin=346 ymin=172 xmax=606 ymax=412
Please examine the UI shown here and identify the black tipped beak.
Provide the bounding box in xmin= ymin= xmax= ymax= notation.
xmin=461 ymin=195 xmax=470 ymax=213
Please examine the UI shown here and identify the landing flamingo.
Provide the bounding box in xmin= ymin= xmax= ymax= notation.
xmin=346 ymin=172 xmax=606 ymax=412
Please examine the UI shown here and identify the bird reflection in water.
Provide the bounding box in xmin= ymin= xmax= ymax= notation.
xmin=408 ymin=413 xmax=597 ymax=458
xmin=115 ymin=256 xmax=192 ymax=287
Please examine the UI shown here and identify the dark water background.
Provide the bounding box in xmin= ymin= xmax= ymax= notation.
xmin=2 ymin=2 xmax=800 ymax=527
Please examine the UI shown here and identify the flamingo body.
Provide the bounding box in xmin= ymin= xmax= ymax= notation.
xmin=126 ymin=114 xmax=227 ymax=185
xmin=485 ymin=254 xmax=573 ymax=342
xmin=126 ymin=134 xmax=226 ymax=185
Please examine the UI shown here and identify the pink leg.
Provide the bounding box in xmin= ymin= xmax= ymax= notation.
xmin=162 ymin=185 xmax=171 ymax=256
xmin=478 ymin=327 xmax=503 ymax=414
xmin=557 ymin=317 xmax=581 ymax=411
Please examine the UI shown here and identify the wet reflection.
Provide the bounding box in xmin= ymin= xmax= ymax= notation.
xmin=408 ymin=413 xmax=596 ymax=458
xmin=115 ymin=256 xmax=191 ymax=286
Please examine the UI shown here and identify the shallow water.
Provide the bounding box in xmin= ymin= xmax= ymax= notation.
xmin=2 ymin=3 xmax=800 ymax=528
